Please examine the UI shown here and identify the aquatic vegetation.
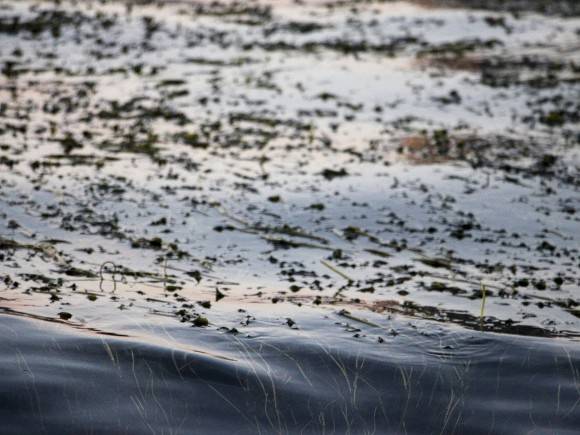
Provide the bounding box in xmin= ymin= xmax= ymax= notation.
xmin=0 ymin=0 xmax=579 ymax=433
xmin=480 ymin=281 xmax=487 ymax=320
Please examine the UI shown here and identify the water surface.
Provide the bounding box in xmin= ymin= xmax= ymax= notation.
xmin=0 ymin=0 xmax=579 ymax=433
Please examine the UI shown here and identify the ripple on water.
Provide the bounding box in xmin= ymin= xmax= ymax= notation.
xmin=1 ymin=315 xmax=579 ymax=435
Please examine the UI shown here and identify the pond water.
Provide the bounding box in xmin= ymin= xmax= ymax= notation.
xmin=0 ymin=0 xmax=579 ymax=433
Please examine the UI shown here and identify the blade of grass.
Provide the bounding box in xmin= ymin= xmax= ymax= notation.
xmin=321 ymin=260 xmax=353 ymax=283
xmin=480 ymin=281 xmax=487 ymax=320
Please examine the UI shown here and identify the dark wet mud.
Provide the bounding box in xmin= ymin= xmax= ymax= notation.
xmin=0 ymin=0 xmax=579 ymax=433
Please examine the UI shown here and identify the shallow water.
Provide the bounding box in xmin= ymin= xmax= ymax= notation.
xmin=0 ymin=0 xmax=579 ymax=433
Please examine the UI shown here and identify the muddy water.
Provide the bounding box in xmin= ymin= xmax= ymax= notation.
xmin=0 ymin=0 xmax=579 ymax=433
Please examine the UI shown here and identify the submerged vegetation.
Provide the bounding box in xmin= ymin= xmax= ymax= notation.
xmin=0 ymin=0 xmax=579 ymax=432
xmin=0 ymin=0 xmax=578 ymax=339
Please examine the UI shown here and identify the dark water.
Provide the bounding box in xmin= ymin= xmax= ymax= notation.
xmin=2 ymin=314 xmax=579 ymax=435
